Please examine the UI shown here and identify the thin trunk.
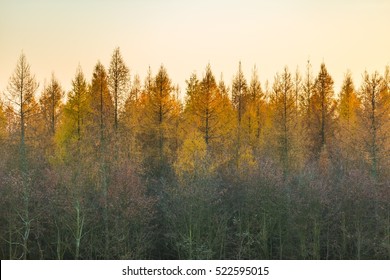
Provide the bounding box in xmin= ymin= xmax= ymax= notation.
xmin=51 ymin=86 xmax=55 ymax=134
xmin=114 ymin=80 xmax=118 ymax=131
xmin=256 ymin=103 xmax=261 ymax=140
xmin=20 ymin=68 xmax=30 ymax=260
xmin=76 ymin=90 xmax=81 ymax=141
xmin=75 ymin=200 xmax=84 ymax=260
xmin=370 ymin=85 xmax=378 ymax=179
xmin=56 ymin=221 xmax=62 ymax=260
xmin=159 ymin=84 xmax=163 ymax=163
xmin=283 ymin=87 xmax=288 ymax=175
xmin=99 ymin=74 xmax=104 ymax=132
xmin=205 ymin=107 xmax=209 ymax=145
xmin=99 ymin=73 xmax=109 ymax=258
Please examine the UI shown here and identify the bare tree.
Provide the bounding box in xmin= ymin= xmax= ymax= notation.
xmin=6 ymin=52 xmax=39 ymax=259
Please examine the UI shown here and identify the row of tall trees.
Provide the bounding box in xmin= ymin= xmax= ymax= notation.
xmin=0 ymin=49 xmax=390 ymax=259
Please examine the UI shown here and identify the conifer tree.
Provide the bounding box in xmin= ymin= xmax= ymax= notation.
xmin=89 ymin=62 xmax=113 ymax=140
xmin=308 ymin=63 xmax=336 ymax=159
xmin=108 ymin=47 xmax=129 ymax=131
xmin=139 ymin=65 xmax=180 ymax=175
xmin=232 ymin=62 xmax=248 ymax=125
xmin=90 ymin=61 xmax=114 ymax=257
xmin=246 ymin=65 xmax=264 ymax=148
xmin=121 ymin=74 xmax=142 ymax=160
xmin=62 ymin=66 xmax=89 ymax=142
xmin=337 ymin=71 xmax=361 ymax=167
xmin=358 ymin=70 xmax=390 ymax=179
xmin=0 ymin=101 xmax=7 ymax=140
xmin=40 ymin=73 xmax=64 ymax=135
xmin=301 ymin=61 xmax=315 ymax=160
xmin=185 ymin=64 xmax=232 ymax=147
xmin=270 ymin=67 xmax=297 ymax=174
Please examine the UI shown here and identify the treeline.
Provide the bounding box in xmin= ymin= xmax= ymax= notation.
xmin=0 ymin=48 xmax=390 ymax=259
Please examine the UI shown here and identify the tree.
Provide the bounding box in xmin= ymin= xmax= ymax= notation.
xmin=152 ymin=65 xmax=175 ymax=162
xmin=245 ymin=65 xmax=265 ymax=149
xmin=89 ymin=61 xmax=114 ymax=257
xmin=185 ymin=64 xmax=233 ymax=148
xmin=138 ymin=65 xmax=180 ymax=176
xmin=143 ymin=66 xmax=153 ymax=97
xmin=89 ymin=61 xmax=113 ymax=142
xmin=339 ymin=71 xmax=359 ymax=127
xmin=358 ymin=70 xmax=390 ymax=179
xmin=308 ymin=63 xmax=336 ymax=159
xmin=185 ymin=73 xmax=200 ymax=104
xmin=121 ymin=74 xmax=142 ymax=160
xmin=130 ymin=74 xmax=142 ymax=102
xmin=270 ymin=67 xmax=297 ymax=174
xmin=301 ymin=61 xmax=315 ymax=159
xmin=108 ymin=47 xmax=129 ymax=131
xmin=5 ymin=52 xmax=39 ymax=259
xmin=337 ymin=71 xmax=361 ymax=167
xmin=294 ymin=67 xmax=302 ymax=117
xmin=180 ymin=72 xmax=201 ymax=148
xmin=232 ymin=61 xmax=248 ymax=125
xmin=231 ymin=62 xmax=249 ymax=168
xmin=0 ymin=100 xmax=7 ymax=140
xmin=6 ymin=53 xmax=39 ymax=152
xmin=63 ymin=66 xmax=89 ymax=142
xmin=301 ymin=61 xmax=314 ymax=117
xmin=218 ymin=74 xmax=230 ymax=98
xmin=40 ymin=73 xmax=63 ymax=135
xmin=54 ymin=66 xmax=91 ymax=259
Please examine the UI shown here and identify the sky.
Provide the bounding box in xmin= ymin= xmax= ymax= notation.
xmin=1 ymin=0 xmax=390 ymax=99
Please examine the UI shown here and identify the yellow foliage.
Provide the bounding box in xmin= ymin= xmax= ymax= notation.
xmin=236 ymin=147 xmax=257 ymax=177
xmin=0 ymin=103 xmax=6 ymax=139
xmin=174 ymin=132 xmax=212 ymax=181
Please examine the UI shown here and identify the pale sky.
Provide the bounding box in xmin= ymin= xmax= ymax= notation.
xmin=1 ymin=0 xmax=389 ymax=99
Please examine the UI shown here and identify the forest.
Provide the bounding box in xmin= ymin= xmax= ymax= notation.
xmin=0 ymin=48 xmax=389 ymax=260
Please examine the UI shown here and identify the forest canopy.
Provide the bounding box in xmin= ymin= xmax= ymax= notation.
xmin=0 ymin=49 xmax=390 ymax=260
